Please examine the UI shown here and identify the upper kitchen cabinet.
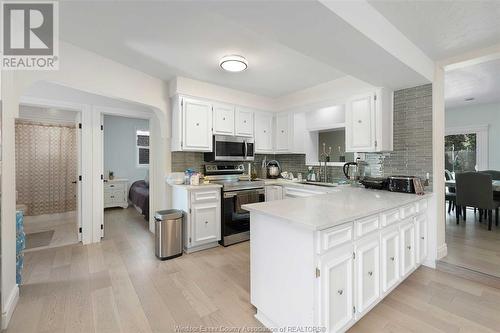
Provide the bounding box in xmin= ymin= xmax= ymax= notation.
xmin=254 ymin=111 xmax=274 ymax=153
xmin=171 ymin=96 xmax=213 ymax=152
xmin=275 ymin=112 xmax=293 ymax=153
xmin=235 ymin=107 xmax=254 ymax=137
xmin=345 ymin=88 xmax=393 ymax=153
xmin=213 ymin=103 xmax=235 ymax=136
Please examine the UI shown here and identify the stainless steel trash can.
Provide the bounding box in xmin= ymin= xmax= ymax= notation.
xmin=154 ymin=209 xmax=183 ymax=260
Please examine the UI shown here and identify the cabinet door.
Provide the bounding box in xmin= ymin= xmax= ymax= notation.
xmin=381 ymin=228 xmax=400 ymax=293
xmin=265 ymin=186 xmax=283 ymax=202
xmin=235 ymin=107 xmax=254 ymax=137
xmin=319 ymin=247 xmax=354 ymax=333
xmin=416 ymin=214 xmax=427 ymax=264
xmin=275 ymin=113 xmax=290 ymax=152
xmin=400 ymin=221 xmax=416 ymax=277
xmin=213 ymin=103 xmax=235 ymax=135
xmin=255 ymin=112 xmax=273 ymax=153
xmin=190 ymin=201 xmax=220 ymax=246
xmin=182 ymin=98 xmax=213 ymax=151
xmin=346 ymin=93 xmax=375 ymax=152
xmin=355 ymin=237 xmax=380 ymax=317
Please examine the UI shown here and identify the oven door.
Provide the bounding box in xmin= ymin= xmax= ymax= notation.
xmin=221 ymin=188 xmax=264 ymax=246
xmin=213 ymin=135 xmax=255 ymax=161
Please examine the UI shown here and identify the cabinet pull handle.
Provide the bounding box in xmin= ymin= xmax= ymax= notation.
xmin=281 ymin=130 xmax=284 ymax=133
xmin=421 ymin=236 xmax=425 ymax=240
xmin=223 ymin=117 xmax=226 ymax=120
xmin=205 ymin=221 xmax=208 ymax=224
xmin=368 ymin=271 xmax=373 ymax=276
xmin=196 ymin=123 xmax=200 ymax=126
xmin=337 ymin=289 xmax=343 ymax=295
xmin=358 ymin=120 xmax=362 ymax=123
xmin=244 ymin=120 xmax=247 ymax=123
xmin=263 ymin=130 xmax=266 ymax=133
xmin=390 ymin=256 xmax=395 ymax=261
xmin=407 ymin=246 xmax=412 ymax=250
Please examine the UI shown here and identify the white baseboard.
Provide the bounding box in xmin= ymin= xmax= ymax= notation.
xmin=2 ymin=285 xmax=19 ymax=329
xmin=437 ymin=243 xmax=448 ymax=260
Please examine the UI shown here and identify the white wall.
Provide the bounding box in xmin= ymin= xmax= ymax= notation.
xmin=446 ymin=102 xmax=500 ymax=169
xmin=103 ymin=115 xmax=149 ymax=183
xmin=18 ymin=105 xmax=78 ymax=125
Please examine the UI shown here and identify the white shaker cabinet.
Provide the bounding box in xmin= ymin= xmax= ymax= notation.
xmin=254 ymin=112 xmax=274 ymax=153
xmin=400 ymin=221 xmax=416 ymax=277
xmin=171 ymin=185 xmax=221 ymax=253
xmin=213 ymin=103 xmax=235 ymax=136
xmin=235 ymin=107 xmax=254 ymax=137
xmin=415 ymin=214 xmax=428 ymax=264
xmin=319 ymin=246 xmax=355 ymax=333
xmin=171 ymin=96 xmax=213 ymax=152
xmin=381 ymin=227 xmax=400 ymax=294
xmin=275 ymin=112 xmax=292 ymax=153
xmin=354 ymin=236 xmax=380 ymax=317
xmin=345 ymin=88 xmax=393 ymax=153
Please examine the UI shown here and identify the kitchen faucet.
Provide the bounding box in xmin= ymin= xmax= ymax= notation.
xmin=319 ymin=143 xmax=332 ymax=183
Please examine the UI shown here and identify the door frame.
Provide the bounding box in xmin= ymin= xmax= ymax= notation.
xmin=445 ymin=125 xmax=489 ymax=171
xmin=18 ymin=96 xmax=90 ymax=243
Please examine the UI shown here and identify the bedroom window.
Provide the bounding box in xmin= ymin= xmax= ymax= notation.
xmin=136 ymin=130 xmax=150 ymax=166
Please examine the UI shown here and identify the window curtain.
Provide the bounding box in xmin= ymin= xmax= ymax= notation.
xmin=15 ymin=121 xmax=77 ymax=216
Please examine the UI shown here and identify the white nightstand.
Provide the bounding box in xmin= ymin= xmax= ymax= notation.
xmin=104 ymin=179 xmax=129 ymax=209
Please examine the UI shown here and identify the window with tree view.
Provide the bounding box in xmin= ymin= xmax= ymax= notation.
xmin=445 ymin=134 xmax=477 ymax=173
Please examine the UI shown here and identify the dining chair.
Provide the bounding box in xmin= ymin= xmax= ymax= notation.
xmin=480 ymin=170 xmax=500 ymax=181
xmin=456 ymin=172 xmax=500 ymax=230
xmin=445 ymin=169 xmax=456 ymax=213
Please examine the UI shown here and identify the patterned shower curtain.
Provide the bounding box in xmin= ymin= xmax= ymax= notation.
xmin=15 ymin=121 xmax=77 ymax=216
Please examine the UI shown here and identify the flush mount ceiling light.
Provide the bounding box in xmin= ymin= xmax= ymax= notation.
xmin=219 ymin=55 xmax=248 ymax=72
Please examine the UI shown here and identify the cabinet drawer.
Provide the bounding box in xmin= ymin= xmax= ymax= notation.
xmin=318 ymin=224 xmax=353 ymax=253
xmin=416 ymin=199 xmax=428 ymax=213
xmin=355 ymin=215 xmax=379 ymax=238
xmin=105 ymin=190 xmax=124 ymax=202
xmin=400 ymin=203 xmax=417 ymax=219
xmin=191 ymin=190 xmax=220 ymax=203
xmin=380 ymin=209 xmax=400 ymax=227
xmin=104 ymin=183 xmax=125 ymax=191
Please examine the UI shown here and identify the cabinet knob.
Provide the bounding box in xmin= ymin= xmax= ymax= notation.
xmin=205 ymin=221 xmax=208 ymax=224
xmin=263 ymin=130 xmax=266 ymax=133
xmin=368 ymin=271 xmax=373 ymax=276
xmin=244 ymin=120 xmax=247 ymax=123
xmin=111 ymin=196 xmax=114 ymax=198
xmin=196 ymin=123 xmax=200 ymax=126
xmin=337 ymin=289 xmax=343 ymax=295
xmin=407 ymin=246 xmax=412 ymax=250
xmin=421 ymin=236 xmax=425 ymax=240
xmin=223 ymin=117 xmax=226 ymax=120
xmin=281 ymin=130 xmax=284 ymax=133
xmin=390 ymin=256 xmax=395 ymax=261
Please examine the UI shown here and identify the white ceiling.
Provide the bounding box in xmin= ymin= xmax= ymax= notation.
xmin=369 ymin=0 xmax=500 ymax=61
xmin=59 ymin=1 xmax=429 ymax=97
xmin=445 ymin=59 xmax=500 ymax=109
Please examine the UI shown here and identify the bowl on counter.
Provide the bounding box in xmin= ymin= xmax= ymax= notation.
xmin=166 ymin=172 xmax=185 ymax=185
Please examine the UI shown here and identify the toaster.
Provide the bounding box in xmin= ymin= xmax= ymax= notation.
xmin=387 ymin=176 xmax=417 ymax=193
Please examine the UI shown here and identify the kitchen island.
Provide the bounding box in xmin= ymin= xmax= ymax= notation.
xmin=242 ymin=186 xmax=433 ymax=333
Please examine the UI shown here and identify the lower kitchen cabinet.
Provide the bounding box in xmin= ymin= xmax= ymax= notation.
xmin=171 ymin=185 xmax=222 ymax=253
xmin=381 ymin=227 xmax=400 ymax=294
xmin=319 ymin=246 xmax=355 ymax=333
xmin=355 ymin=236 xmax=380 ymax=317
xmin=400 ymin=220 xmax=416 ymax=277
xmin=416 ymin=214 xmax=428 ymax=264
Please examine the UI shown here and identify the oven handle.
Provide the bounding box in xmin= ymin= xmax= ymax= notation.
xmin=224 ymin=188 xmax=265 ymax=198
xmin=244 ymin=139 xmax=248 ymax=159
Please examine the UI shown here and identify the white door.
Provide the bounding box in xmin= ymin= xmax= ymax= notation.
xmin=213 ymin=103 xmax=235 ymax=136
xmin=255 ymin=112 xmax=273 ymax=153
xmin=400 ymin=221 xmax=416 ymax=277
xmin=265 ymin=186 xmax=283 ymax=202
xmin=415 ymin=214 xmax=427 ymax=264
xmin=275 ymin=113 xmax=290 ymax=152
xmin=346 ymin=93 xmax=375 ymax=152
xmin=355 ymin=237 xmax=380 ymax=317
xmin=191 ymin=201 xmax=220 ymax=246
xmin=182 ymin=98 xmax=212 ymax=151
xmin=235 ymin=107 xmax=254 ymax=137
xmin=76 ymin=113 xmax=83 ymax=242
xmin=381 ymin=228 xmax=400 ymax=293
xmin=319 ymin=246 xmax=355 ymax=333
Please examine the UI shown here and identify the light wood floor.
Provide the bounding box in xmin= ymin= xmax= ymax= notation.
xmin=441 ymin=206 xmax=500 ymax=277
xmin=8 ymin=207 xmax=500 ymax=333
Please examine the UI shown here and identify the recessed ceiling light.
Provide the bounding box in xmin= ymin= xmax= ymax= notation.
xmin=219 ymin=55 xmax=248 ymax=72
xmin=464 ymin=97 xmax=475 ymax=102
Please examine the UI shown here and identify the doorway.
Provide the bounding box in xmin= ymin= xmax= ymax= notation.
xmin=102 ymin=114 xmax=151 ymax=240
xmin=15 ymin=105 xmax=82 ymax=252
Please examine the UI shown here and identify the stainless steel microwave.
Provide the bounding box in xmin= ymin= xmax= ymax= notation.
xmin=204 ymin=135 xmax=255 ymax=162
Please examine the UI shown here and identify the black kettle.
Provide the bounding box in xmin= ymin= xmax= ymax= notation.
xmin=343 ymin=162 xmax=358 ymax=179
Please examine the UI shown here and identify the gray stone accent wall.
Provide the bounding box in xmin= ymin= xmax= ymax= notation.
xmin=365 ymin=84 xmax=433 ymax=186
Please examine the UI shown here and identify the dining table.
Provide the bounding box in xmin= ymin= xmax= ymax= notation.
xmin=445 ymin=179 xmax=500 ymax=192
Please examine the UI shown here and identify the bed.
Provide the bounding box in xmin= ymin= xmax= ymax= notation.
xmin=129 ymin=180 xmax=149 ymax=220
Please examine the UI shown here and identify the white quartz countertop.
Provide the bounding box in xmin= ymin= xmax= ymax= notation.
xmin=242 ymin=186 xmax=432 ymax=231
xmin=168 ymin=183 xmax=222 ymax=190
